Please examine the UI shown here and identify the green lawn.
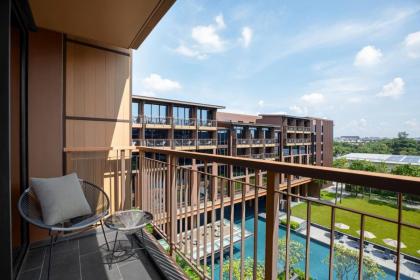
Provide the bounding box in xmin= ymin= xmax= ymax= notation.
xmin=291 ymin=194 xmax=420 ymax=257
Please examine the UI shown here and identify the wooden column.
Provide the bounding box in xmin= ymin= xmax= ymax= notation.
xmin=265 ymin=171 xmax=280 ymax=280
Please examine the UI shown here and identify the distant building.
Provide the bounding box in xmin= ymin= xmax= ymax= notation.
xmin=336 ymin=136 xmax=360 ymax=143
xmin=340 ymin=153 xmax=420 ymax=168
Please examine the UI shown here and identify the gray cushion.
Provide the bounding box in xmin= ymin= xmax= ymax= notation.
xmin=30 ymin=173 xmax=92 ymax=225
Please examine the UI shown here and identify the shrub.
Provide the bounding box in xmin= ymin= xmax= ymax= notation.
xmin=280 ymin=219 xmax=300 ymax=230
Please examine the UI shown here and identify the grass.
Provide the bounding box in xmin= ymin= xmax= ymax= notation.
xmin=291 ymin=194 xmax=420 ymax=257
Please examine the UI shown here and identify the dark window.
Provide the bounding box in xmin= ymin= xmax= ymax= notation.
xmin=174 ymin=130 xmax=193 ymax=139
xmin=217 ymin=130 xmax=228 ymax=145
xmin=198 ymin=131 xmax=211 ymax=139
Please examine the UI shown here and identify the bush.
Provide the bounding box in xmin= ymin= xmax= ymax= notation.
xmin=280 ymin=219 xmax=300 ymax=230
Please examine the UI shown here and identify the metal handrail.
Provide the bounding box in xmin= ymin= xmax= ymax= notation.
xmin=173 ymin=118 xmax=196 ymax=126
xmin=174 ymin=139 xmax=196 ymax=147
xmin=197 ymin=119 xmax=217 ymax=127
xmin=143 ymin=116 xmax=172 ymax=125
xmin=197 ymin=139 xmax=216 ymax=146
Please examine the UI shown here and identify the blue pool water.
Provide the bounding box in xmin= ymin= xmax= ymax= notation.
xmin=209 ymin=207 xmax=411 ymax=280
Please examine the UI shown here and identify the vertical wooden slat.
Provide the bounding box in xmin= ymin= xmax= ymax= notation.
xmin=196 ymin=169 xmax=201 ymax=268
xmin=328 ymin=207 xmax=336 ymax=280
xmin=305 ymin=200 xmax=311 ymax=280
xmin=285 ymin=174 xmax=292 ymax=279
xmin=179 ymin=168 xmax=184 ymax=250
xmin=240 ymin=180 xmax=246 ymax=280
xmin=120 ymin=149 xmax=126 ymax=210
xmin=358 ymin=214 xmax=365 ymax=280
xmin=211 ymin=169 xmax=216 ymax=279
xmin=184 ymin=168 xmax=189 ymax=257
xmin=265 ymin=171 xmax=280 ymax=280
xmin=219 ymin=178 xmax=225 ymax=280
xmin=253 ymin=170 xmax=260 ymax=280
xmin=189 ymin=169 xmax=194 ymax=263
xmin=396 ymin=193 xmax=403 ymax=280
xmin=229 ymin=177 xmax=234 ymax=280
xmin=203 ymin=162 xmax=208 ymax=277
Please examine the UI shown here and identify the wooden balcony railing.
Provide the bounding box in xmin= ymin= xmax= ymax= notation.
xmin=174 ymin=139 xmax=196 ymax=147
xmin=198 ymin=119 xmax=217 ymax=127
xmin=197 ymin=138 xmax=217 ymax=146
xmin=134 ymin=146 xmax=420 ymax=280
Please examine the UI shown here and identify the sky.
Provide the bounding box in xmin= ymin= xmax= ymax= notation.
xmin=132 ymin=0 xmax=420 ymax=138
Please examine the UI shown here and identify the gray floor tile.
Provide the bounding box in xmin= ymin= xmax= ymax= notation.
xmin=21 ymin=247 xmax=45 ymax=271
xmin=40 ymin=248 xmax=81 ymax=280
xmin=118 ymin=259 xmax=162 ymax=280
xmin=80 ymin=251 xmax=122 ymax=280
xmin=18 ymin=268 xmax=41 ymax=280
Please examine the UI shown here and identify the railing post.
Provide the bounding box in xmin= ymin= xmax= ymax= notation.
xmin=167 ymin=154 xmax=177 ymax=259
xmin=138 ymin=150 xmax=144 ymax=209
xmin=120 ymin=149 xmax=126 ymax=210
xmin=265 ymin=171 xmax=280 ymax=280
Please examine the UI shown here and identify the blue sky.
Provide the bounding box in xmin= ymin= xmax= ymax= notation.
xmin=132 ymin=0 xmax=420 ymax=137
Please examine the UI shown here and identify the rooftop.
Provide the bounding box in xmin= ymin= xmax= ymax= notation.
xmin=132 ymin=95 xmax=225 ymax=109
xmin=340 ymin=153 xmax=420 ymax=166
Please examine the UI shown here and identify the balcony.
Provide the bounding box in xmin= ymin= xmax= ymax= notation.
xmin=264 ymin=138 xmax=278 ymax=146
xmin=197 ymin=138 xmax=217 ymax=148
xmin=134 ymin=147 xmax=420 ymax=280
xmin=141 ymin=139 xmax=172 ymax=148
xmin=249 ymin=153 xmax=263 ymax=159
xmin=173 ymin=118 xmax=196 ymax=129
xmin=251 ymin=138 xmax=264 ymax=147
xmin=197 ymin=119 xmax=218 ymax=130
xmin=236 ymin=138 xmax=251 ymax=146
xmin=286 ymin=138 xmax=311 ymax=146
xmin=264 ymin=152 xmax=279 ymax=159
xmin=143 ymin=116 xmax=172 ymax=129
xmin=286 ymin=125 xmax=297 ymax=133
xmin=174 ymin=139 xmax=197 ymax=150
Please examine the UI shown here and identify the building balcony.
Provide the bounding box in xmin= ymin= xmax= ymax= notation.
xmin=143 ymin=116 xmax=172 ymax=128
xmin=250 ymin=153 xmax=264 ymax=159
xmin=140 ymin=139 xmax=172 ymax=148
xmin=285 ymin=138 xmax=311 ymax=146
xmin=197 ymin=119 xmax=217 ymax=130
xmin=174 ymin=139 xmax=197 ymax=150
xmin=264 ymin=138 xmax=278 ymax=146
xmin=264 ymin=152 xmax=279 ymax=159
xmin=173 ymin=118 xmax=196 ymax=129
xmin=236 ymin=138 xmax=251 ymax=147
xmin=197 ymin=138 xmax=217 ymax=148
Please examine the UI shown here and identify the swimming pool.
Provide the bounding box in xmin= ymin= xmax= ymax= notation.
xmin=210 ymin=213 xmax=412 ymax=280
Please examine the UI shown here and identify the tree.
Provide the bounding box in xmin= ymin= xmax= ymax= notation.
xmin=323 ymin=244 xmax=385 ymax=280
xmin=222 ymin=257 xmax=265 ymax=280
xmin=278 ymin=238 xmax=304 ymax=276
xmin=391 ymin=164 xmax=420 ymax=177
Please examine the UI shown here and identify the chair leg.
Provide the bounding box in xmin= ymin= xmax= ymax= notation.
xmin=47 ymin=231 xmax=54 ymax=280
xmin=100 ymin=220 xmax=110 ymax=251
xmin=108 ymin=231 xmax=119 ymax=269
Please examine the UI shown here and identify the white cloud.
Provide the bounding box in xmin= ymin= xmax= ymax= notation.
xmin=143 ymin=74 xmax=181 ymax=92
xmin=192 ymin=25 xmax=225 ymax=51
xmin=137 ymin=91 xmax=156 ymax=97
xmin=214 ymin=14 xmax=226 ymax=29
xmin=377 ymin=77 xmax=405 ymax=98
xmin=176 ymin=14 xmax=227 ymax=59
xmin=404 ymin=31 xmax=420 ymax=58
xmin=354 ymin=45 xmax=383 ymax=66
xmin=289 ymin=105 xmax=308 ymax=115
xmin=174 ymin=45 xmax=207 ymax=59
xmin=300 ymin=92 xmax=325 ymax=105
xmin=258 ymin=100 xmax=264 ymax=107
xmin=241 ymin=27 xmax=253 ymax=47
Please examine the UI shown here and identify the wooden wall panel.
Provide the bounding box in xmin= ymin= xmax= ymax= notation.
xmin=323 ymin=120 xmax=334 ymax=167
xmin=28 ymin=29 xmax=64 ymax=242
xmin=66 ymin=41 xmax=130 ymax=120
xmin=65 ymin=120 xmax=130 ymax=148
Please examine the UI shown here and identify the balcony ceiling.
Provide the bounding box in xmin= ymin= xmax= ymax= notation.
xmin=28 ymin=0 xmax=175 ymax=49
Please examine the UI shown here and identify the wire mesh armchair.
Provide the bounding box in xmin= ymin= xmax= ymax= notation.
xmin=18 ymin=179 xmax=110 ymax=279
